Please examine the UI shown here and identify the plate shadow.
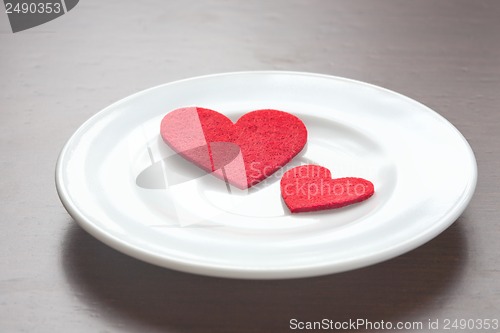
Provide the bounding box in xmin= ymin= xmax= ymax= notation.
xmin=62 ymin=216 xmax=468 ymax=333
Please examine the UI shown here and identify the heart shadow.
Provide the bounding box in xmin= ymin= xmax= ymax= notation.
xmin=62 ymin=215 xmax=468 ymax=333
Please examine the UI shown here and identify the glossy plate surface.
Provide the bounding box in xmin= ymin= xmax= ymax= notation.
xmin=56 ymin=72 xmax=477 ymax=279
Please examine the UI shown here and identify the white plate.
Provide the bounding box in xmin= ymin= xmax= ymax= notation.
xmin=56 ymin=71 xmax=477 ymax=279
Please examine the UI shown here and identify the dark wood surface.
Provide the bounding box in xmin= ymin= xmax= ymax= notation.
xmin=1 ymin=1 xmax=499 ymax=332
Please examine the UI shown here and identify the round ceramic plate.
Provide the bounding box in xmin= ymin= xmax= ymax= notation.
xmin=56 ymin=71 xmax=477 ymax=279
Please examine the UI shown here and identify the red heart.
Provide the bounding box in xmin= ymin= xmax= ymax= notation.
xmin=280 ymin=165 xmax=374 ymax=213
xmin=160 ymin=107 xmax=307 ymax=189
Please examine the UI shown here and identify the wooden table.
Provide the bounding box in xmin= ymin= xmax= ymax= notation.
xmin=1 ymin=1 xmax=499 ymax=332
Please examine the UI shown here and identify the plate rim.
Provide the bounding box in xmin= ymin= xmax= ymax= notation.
xmin=55 ymin=70 xmax=478 ymax=279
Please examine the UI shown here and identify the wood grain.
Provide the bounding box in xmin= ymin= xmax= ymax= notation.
xmin=1 ymin=1 xmax=499 ymax=332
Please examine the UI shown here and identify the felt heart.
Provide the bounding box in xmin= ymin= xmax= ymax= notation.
xmin=280 ymin=165 xmax=374 ymax=213
xmin=160 ymin=107 xmax=307 ymax=189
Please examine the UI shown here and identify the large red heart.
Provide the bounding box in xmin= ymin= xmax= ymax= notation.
xmin=281 ymin=165 xmax=374 ymax=213
xmin=160 ymin=107 xmax=307 ymax=189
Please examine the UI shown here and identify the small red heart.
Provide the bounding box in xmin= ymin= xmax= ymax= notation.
xmin=161 ymin=107 xmax=307 ymax=189
xmin=281 ymin=165 xmax=374 ymax=213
